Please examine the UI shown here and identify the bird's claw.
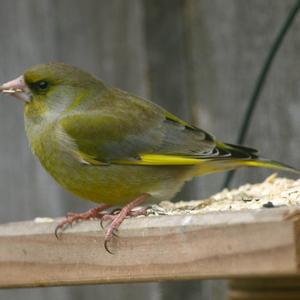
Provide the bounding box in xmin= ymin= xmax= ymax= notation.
xmin=101 ymin=198 xmax=150 ymax=254
xmin=104 ymin=239 xmax=114 ymax=254
xmin=54 ymin=225 xmax=62 ymax=239
xmin=54 ymin=194 xmax=150 ymax=254
xmin=54 ymin=204 xmax=112 ymax=239
xmin=54 ymin=215 xmax=76 ymax=239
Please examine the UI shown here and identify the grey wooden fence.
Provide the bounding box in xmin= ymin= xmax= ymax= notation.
xmin=0 ymin=1 xmax=299 ymax=300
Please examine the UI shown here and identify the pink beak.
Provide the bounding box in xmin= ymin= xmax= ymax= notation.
xmin=0 ymin=75 xmax=31 ymax=102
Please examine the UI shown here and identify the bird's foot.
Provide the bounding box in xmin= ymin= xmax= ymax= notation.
xmin=101 ymin=193 xmax=150 ymax=254
xmin=55 ymin=204 xmax=112 ymax=238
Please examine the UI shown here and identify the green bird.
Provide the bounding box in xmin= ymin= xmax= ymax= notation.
xmin=0 ymin=62 xmax=299 ymax=252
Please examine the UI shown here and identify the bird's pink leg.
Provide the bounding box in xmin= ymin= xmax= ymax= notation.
xmin=101 ymin=193 xmax=150 ymax=253
xmin=55 ymin=204 xmax=112 ymax=238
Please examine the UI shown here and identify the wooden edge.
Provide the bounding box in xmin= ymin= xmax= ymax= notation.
xmin=0 ymin=206 xmax=299 ymax=288
xmin=228 ymin=277 xmax=300 ymax=300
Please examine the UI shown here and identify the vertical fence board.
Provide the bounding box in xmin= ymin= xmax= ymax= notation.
xmin=0 ymin=0 xmax=159 ymax=300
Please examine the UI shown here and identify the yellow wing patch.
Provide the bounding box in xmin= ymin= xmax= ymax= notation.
xmin=164 ymin=111 xmax=195 ymax=129
xmin=113 ymin=154 xmax=205 ymax=166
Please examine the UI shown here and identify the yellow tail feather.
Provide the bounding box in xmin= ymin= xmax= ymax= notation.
xmin=194 ymin=158 xmax=300 ymax=176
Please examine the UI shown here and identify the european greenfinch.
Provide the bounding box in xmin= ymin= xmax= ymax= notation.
xmin=1 ymin=63 xmax=299 ymax=252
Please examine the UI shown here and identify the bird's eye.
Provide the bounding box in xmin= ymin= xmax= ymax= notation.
xmin=37 ymin=80 xmax=49 ymax=90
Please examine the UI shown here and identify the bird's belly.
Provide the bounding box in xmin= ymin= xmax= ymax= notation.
xmin=37 ymin=146 xmax=193 ymax=205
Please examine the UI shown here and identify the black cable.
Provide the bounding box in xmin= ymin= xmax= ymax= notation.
xmin=222 ymin=0 xmax=300 ymax=189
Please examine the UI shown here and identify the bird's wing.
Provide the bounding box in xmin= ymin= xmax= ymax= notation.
xmin=59 ymin=88 xmax=217 ymax=166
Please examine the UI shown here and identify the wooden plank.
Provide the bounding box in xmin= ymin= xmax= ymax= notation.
xmin=0 ymin=207 xmax=299 ymax=288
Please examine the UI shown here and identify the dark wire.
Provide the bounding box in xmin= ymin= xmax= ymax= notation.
xmin=222 ymin=0 xmax=300 ymax=189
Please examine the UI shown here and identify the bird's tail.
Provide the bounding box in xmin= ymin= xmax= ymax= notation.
xmin=194 ymin=142 xmax=300 ymax=176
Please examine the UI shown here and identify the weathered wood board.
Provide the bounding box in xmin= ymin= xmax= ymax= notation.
xmin=0 ymin=207 xmax=299 ymax=288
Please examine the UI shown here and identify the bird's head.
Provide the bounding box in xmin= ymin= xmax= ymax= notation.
xmin=0 ymin=63 xmax=102 ymax=118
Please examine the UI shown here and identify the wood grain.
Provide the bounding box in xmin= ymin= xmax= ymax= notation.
xmin=0 ymin=207 xmax=299 ymax=288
